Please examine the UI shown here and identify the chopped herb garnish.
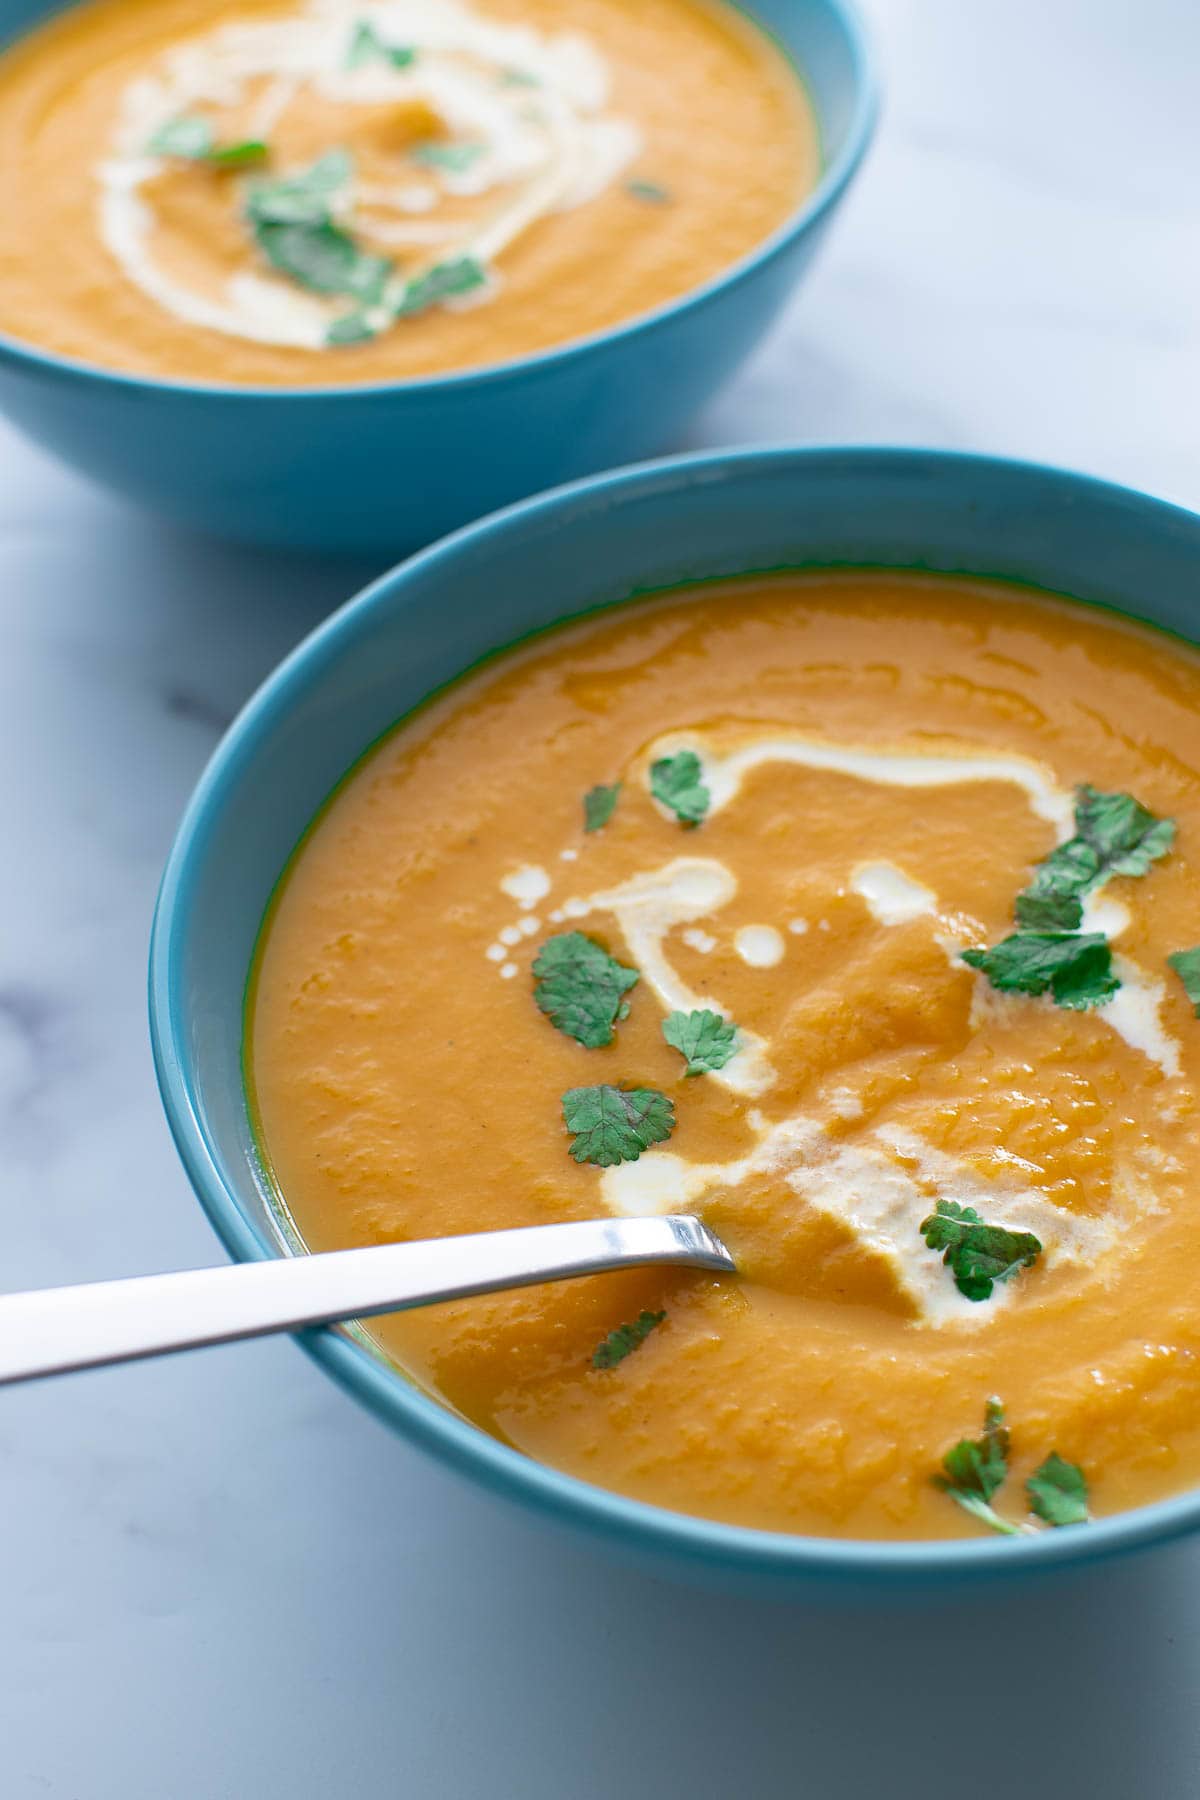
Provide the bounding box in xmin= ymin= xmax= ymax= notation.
xmin=1168 ymin=945 xmax=1200 ymax=1014
xmin=411 ymin=140 xmax=485 ymax=173
xmin=627 ymin=178 xmax=670 ymax=203
xmin=919 ymin=1199 xmax=1042 ymax=1302
xmin=592 ymin=1309 xmax=666 ymax=1369
xmin=329 ymin=257 xmax=486 ymax=342
xmin=934 ymin=1400 xmax=1022 ymax=1536
xmin=246 ymin=149 xmax=352 ymax=227
xmin=562 ymin=1084 xmax=675 ymax=1167
xmin=583 ymin=783 xmax=621 ymax=832
xmin=255 ymin=221 xmax=392 ymax=299
xmin=662 ymin=1008 xmax=739 ymax=1076
xmin=244 ymin=151 xmax=392 ymax=303
xmin=147 ymin=115 xmax=268 ymax=167
xmin=208 ymin=139 xmax=269 ymax=167
xmin=395 ymin=255 xmax=487 ymax=316
xmin=962 ymin=931 xmax=1117 ymax=1009
xmin=347 ymin=18 xmax=416 ymax=67
xmin=1026 ymin=1452 xmax=1090 ymax=1527
xmin=967 ymin=784 xmax=1174 ymax=1007
xmin=935 ymin=1403 xmax=1092 ymax=1537
xmin=533 ymin=931 xmax=638 ymax=1048
xmin=650 ymin=750 xmax=710 ymax=826
xmin=246 ymin=159 xmax=482 ymax=333
xmin=326 ymin=309 xmax=379 ymax=346
xmin=500 ymin=66 xmax=541 ymax=87
xmin=1015 ymin=785 xmax=1175 ymax=931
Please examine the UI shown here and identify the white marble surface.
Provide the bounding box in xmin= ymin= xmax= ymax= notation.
xmin=3 ymin=0 xmax=1200 ymax=1792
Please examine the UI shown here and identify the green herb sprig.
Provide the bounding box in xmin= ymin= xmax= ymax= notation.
xmin=1168 ymin=945 xmax=1200 ymax=1013
xmin=1026 ymin=1452 xmax=1091 ymax=1526
xmin=962 ymin=931 xmax=1118 ymax=1009
xmin=919 ymin=1199 xmax=1042 ymax=1302
xmin=592 ymin=1310 xmax=666 ymax=1369
xmin=650 ymin=750 xmax=710 ymax=826
xmin=583 ymin=783 xmax=621 ymax=832
xmin=935 ymin=1400 xmax=1019 ymax=1535
xmin=935 ymin=1401 xmax=1090 ymax=1536
xmin=562 ymin=1084 xmax=676 ymax=1167
xmin=244 ymin=150 xmax=393 ymax=305
xmin=1016 ymin=786 xmax=1175 ymax=931
xmin=662 ymin=1009 xmax=739 ymax=1076
xmin=147 ymin=115 xmax=268 ymax=167
xmin=533 ymin=932 xmax=638 ymax=1048
xmin=963 ymin=785 xmax=1174 ymax=1009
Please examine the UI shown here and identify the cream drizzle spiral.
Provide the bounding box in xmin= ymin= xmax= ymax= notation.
xmin=97 ymin=0 xmax=641 ymax=348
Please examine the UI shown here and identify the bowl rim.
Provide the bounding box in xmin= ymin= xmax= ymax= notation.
xmin=150 ymin=444 xmax=1200 ymax=1583
xmin=0 ymin=0 xmax=878 ymax=404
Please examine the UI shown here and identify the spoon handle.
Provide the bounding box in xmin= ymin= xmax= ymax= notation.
xmin=0 ymin=1214 xmax=734 ymax=1386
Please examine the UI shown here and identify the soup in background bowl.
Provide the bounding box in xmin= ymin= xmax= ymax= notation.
xmin=152 ymin=446 xmax=1200 ymax=1592
xmin=0 ymin=0 xmax=874 ymax=549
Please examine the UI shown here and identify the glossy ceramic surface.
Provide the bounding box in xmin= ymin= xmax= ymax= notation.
xmin=0 ymin=0 xmax=876 ymax=553
xmin=150 ymin=446 xmax=1200 ymax=1591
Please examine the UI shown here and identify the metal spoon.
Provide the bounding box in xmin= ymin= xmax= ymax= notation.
xmin=0 ymin=1214 xmax=735 ymax=1386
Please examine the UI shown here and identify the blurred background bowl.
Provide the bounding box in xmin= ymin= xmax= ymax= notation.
xmin=151 ymin=444 xmax=1200 ymax=1593
xmin=0 ymin=0 xmax=876 ymax=555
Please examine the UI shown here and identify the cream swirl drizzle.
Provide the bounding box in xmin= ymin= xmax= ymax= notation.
xmin=527 ymin=726 xmax=1187 ymax=1326
xmin=97 ymin=0 xmax=641 ymax=348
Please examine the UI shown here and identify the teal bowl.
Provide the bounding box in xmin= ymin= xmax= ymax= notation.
xmin=0 ymin=0 xmax=875 ymax=555
xmin=151 ymin=447 xmax=1200 ymax=1594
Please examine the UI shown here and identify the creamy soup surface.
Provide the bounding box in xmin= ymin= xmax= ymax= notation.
xmin=250 ymin=572 xmax=1200 ymax=1541
xmin=0 ymin=0 xmax=814 ymax=383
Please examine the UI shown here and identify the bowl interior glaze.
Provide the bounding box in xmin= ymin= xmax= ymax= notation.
xmin=151 ymin=448 xmax=1200 ymax=1589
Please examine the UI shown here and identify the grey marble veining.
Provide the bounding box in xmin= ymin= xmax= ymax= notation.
xmin=3 ymin=0 xmax=1200 ymax=1793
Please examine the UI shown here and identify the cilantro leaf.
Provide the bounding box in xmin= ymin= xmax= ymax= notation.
xmin=326 ymin=309 xmax=378 ymax=346
xmin=592 ymin=1309 xmax=666 ymax=1370
xmin=147 ymin=115 xmax=267 ymax=167
xmin=245 ymin=154 xmax=388 ymax=300
xmin=1026 ymin=1452 xmax=1090 ymax=1527
xmin=962 ymin=931 xmax=1117 ymax=1009
xmin=347 ymin=19 xmax=416 ymax=67
xmin=628 ymin=178 xmax=671 ymax=203
xmin=662 ymin=1009 xmax=739 ymax=1076
xmin=1014 ymin=882 xmax=1085 ymax=933
xmin=330 ymin=256 xmax=486 ymax=344
xmin=583 ymin=783 xmax=621 ymax=833
xmin=1015 ymin=786 xmax=1174 ymax=929
xmin=650 ymin=750 xmax=710 ymax=826
xmin=255 ymin=221 xmax=391 ymax=300
xmin=411 ymin=140 xmax=485 ymax=173
xmin=208 ymin=139 xmax=270 ymax=168
xmin=533 ymin=932 xmax=638 ymax=1048
xmin=1168 ymin=945 xmax=1200 ymax=1014
xmin=919 ymin=1199 xmax=1042 ymax=1302
xmin=562 ymin=1084 xmax=675 ymax=1167
xmin=934 ymin=1400 xmax=1023 ymax=1536
xmin=395 ymin=256 xmax=487 ymax=316
xmin=1075 ymin=784 xmax=1176 ymax=877
xmin=246 ymin=150 xmax=352 ymax=227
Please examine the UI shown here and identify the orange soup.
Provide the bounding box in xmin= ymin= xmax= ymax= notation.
xmin=0 ymin=0 xmax=814 ymax=383
xmin=249 ymin=572 xmax=1200 ymax=1540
